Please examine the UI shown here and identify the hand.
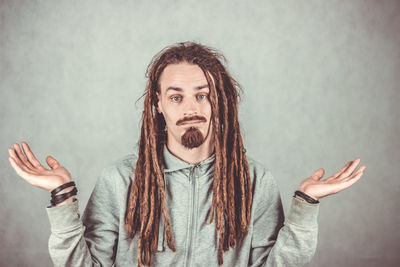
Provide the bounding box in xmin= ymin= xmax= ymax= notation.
xmin=8 ymin=142 xmax=72 ymax=192
xmin=298 ymin=158 xmax=366 ymax=201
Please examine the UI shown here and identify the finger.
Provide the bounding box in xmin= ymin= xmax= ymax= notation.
xmin=8 ymin=156 xmax=36 ymax=184
xmin=8 ymin=147 xmax=33 ymax=173
xmin=332 ymin=161 xmax=352 ymax=178
xmin=342 ymin=170 xmax=364 ymax=186
xmin=46 ymin=155 xmax=60 ymax=170
xmin=337 ymin=158 xmax=361 ymax=179
xmin=13 ymin=143 xmax=35 ymax=170
xmin=331 ymin=171 xmax=364 ymax=193
xmin=341 ymin=166 xmax=366 ymax=182
xmin=311 ymin=168 xmax=325 ymax=180
xmin=21 ymin=142 xmax=45 ymax=170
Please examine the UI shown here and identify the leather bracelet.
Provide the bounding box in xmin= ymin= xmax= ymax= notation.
xmin=51 ymin=187 xmax=78 ymax=206
xmin=51 ymin=181 xmax=75 ymax=196
xmin=294 ymin=190 xmax=320 ymax=204
xmin=52 ymin=186 xmax=78 ymax=202
xmin=51 ymin=187 xmax=77 ymax=206
xmin=52 ymin=186 xmax=77 ymax=202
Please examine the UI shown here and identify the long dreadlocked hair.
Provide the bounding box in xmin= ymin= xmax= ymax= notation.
xmin=125 ymin=41 xmax=253 ymax=266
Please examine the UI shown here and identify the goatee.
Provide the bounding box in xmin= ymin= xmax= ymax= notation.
xmin=181 ymin=127 xmax=204 ymax=149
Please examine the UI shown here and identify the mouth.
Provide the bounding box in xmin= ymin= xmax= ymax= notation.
xmin=180 ymin=120 xmax=205 ymax=126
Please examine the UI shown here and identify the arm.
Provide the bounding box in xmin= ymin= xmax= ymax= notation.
xmin=250 ymin=157 xmax=366 ymax=267
xmin=249 ymin=170 xmax=319 ymax=267
xmin=46 ymin=166 xmax=120 ymax=266
xmin=8 ymin=142 xmax=120 ymax=266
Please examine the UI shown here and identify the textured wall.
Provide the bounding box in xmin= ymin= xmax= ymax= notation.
xmin=1 ymin=0 xmax=399 ymax=266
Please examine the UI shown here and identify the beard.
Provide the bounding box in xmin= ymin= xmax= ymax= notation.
xmin=181 ymin=127 xmax=205 ymax=149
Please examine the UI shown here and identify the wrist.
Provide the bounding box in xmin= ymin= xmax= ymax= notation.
xmin=54 ymin=187 xmax=75 ymax=206
xmin=55 ymin=197 xmax=75 ymax=206
xmin=295 ymin=195 xmax=307 ymax=202
xmin=55 ymin=186 xmax=74 ymax=195
xmin=50 ymin=181 xmax=78 ymax=207
xmin=303 ymin=192 xmax=319 ymax=201
xmin=294 ymin=190 xmax=320 ymax=204
xmin=298 ymin=187 xmax=319 ymax=201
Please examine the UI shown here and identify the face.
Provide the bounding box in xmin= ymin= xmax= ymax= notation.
xmin=156 ymin=62 xmax=213 ymax=150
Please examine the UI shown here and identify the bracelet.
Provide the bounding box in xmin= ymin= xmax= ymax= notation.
xmin=51 ymin=181 xmax=76 ymax=196
xmin=51 ymin=187 xmax=78 ymax=206
xmin=51 ymin=187 xmax=77 ymax=206
xmin=52 ymin=186 xmax=78 ymax=202
xmin=294 ymin=190 xmax=320 ymax=204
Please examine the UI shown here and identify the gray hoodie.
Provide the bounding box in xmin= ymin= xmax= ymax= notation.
xmin=46 ymin=145 xmax=319 ymax=266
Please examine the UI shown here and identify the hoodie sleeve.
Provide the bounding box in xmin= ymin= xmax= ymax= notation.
xmin=46 ymin=165 xmax=120 ymax=267
xmin=249 ymin=169 xmax=319 ymax=267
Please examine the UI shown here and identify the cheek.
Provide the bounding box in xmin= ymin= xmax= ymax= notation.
xmin=164 ymin=113 xmax=174 ymax=125
xmin=205 ymin=104 xmax=212 ymax=120
xmin=163 ymin=107 xmax=179 ymax=125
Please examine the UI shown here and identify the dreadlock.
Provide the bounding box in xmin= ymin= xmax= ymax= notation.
xmin=125 ymin=41 xmax=253 ymax=266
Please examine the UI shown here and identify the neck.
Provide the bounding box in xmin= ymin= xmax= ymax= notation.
xmin=166 ymin=135 xmax=215 ymax=165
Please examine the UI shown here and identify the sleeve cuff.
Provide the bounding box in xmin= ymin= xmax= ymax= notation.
xmin=46 ymin=199 xmax=82 ymax=231
xmin=286 ymin=196 xmax=320 ymax=228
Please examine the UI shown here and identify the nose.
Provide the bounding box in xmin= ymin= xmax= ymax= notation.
xmin=183 ymin=97 xmax=199 ymax=116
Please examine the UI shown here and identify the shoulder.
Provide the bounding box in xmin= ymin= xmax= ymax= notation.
xmin=245 ymin=154 xmax=275 ymax=185
xmin=96 ymin=153 xmax=138 ymax=189
xmin=245 ymin=154 xmax=281 ymax=204
xmin=108 ymin=153 xmax=138 ymax=174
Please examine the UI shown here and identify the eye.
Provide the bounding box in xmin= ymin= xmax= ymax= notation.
xmin=197 ymin=94 xmax=208 ymax=100
xmin=171 ymin=96 xmax=182 ymax=102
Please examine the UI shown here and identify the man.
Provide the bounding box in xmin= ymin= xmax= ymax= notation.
xmin=8 ymin=41 xmax=366 ymax=267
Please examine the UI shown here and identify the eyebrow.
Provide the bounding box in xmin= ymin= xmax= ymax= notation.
xmin=166 ymin=84 xmax=209 ymax=93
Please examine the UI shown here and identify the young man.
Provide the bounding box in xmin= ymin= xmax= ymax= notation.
xmin=8 ymin=42 xmax=366 ymax=267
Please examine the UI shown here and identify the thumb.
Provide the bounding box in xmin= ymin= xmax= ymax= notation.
xmin=46 ymin=156 xmax=60 ymax=169
xmin=311 ymin=168 xmax=325 ymax=181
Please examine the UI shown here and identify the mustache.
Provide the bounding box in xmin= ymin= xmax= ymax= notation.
xmin=176 ymin=115 xmax=207 ymax=126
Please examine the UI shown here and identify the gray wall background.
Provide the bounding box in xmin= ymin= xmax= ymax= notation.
xmin=1 ymin=0 xmax=399 ymax=266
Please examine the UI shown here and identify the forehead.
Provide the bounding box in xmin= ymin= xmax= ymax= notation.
xmin=158 ymin=62 xmax=209 ymax=93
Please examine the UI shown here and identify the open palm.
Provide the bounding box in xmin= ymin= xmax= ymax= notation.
xmin=299 ymin=158 xmax=366 ymax=201
xmin=8 ymin=142 xmax=72 ymax=192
